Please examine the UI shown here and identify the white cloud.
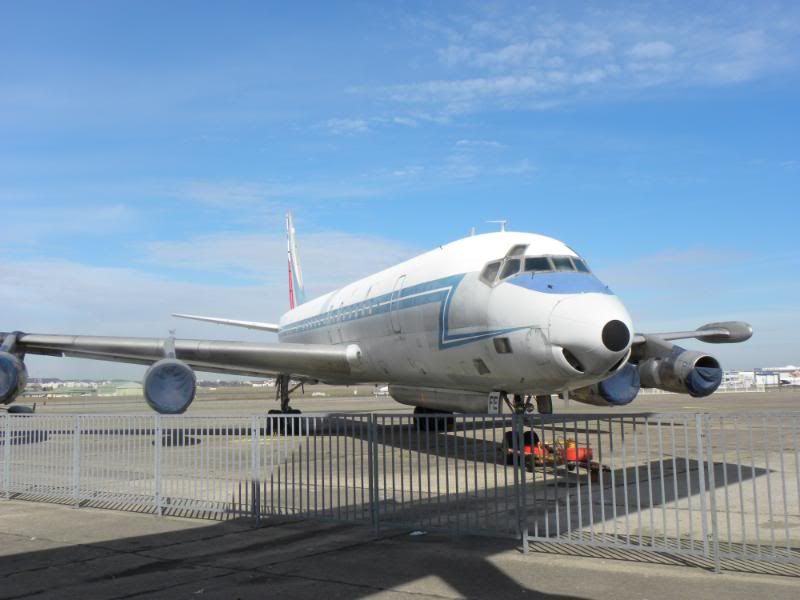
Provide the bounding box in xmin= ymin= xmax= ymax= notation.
xmin=323 ymin=117 xmax=370 ymax=135
xmin=0 ymin=202 xmax=137 ymax=248
xmin=143 ymin=230 xmax=421 ymax=297
xmin=370 ymin=4 xmax=800 ymax=117
xmin=175 ymin=179 xmax=381 ymax=208
xmin=455 ymin=139 xmax=504 ymax=149
xmin=628 ymin=41 xmax=675 ymax=60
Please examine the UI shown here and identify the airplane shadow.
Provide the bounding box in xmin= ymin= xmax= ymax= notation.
xmin=0 ymin=507 xmax=585 ymax=600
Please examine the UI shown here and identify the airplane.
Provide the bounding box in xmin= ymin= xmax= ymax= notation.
xmin=0 ymin=213 xmax=752 ymax=419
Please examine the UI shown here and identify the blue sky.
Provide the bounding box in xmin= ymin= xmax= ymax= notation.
xmin=1 ymin=1 xmax=798 ymax=377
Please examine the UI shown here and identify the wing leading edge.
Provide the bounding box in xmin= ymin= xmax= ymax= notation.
xmin=0 ymin=332 xmax=360 ymax=381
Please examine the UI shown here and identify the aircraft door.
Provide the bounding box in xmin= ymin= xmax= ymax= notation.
xmin=389 ymin=275 xmax=406 ymax=334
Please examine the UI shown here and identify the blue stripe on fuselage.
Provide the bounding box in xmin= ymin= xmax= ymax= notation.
xmin=507 ymin=271 xmax=612 ymax=294
xmin=279 ymin=273 xmax=526 ymax=349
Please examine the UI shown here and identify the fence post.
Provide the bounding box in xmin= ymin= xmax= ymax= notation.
xmin=704 ymin=414 xmax=721 ymax=573
xmin=511 ymin=414 xmax=528 ymax=548
xmin=251 ymin=415 xmax=261 ymax=523
xmin=72 ymin=415 xmax=81 ymax=507
xmin=367 ymin=413 xmax=379 ymax=535
xmin=694 ymin=413 xmax=712 ymax=561
xmin=518 ymin=414 xmax=529 ymax=554
xmin=154 ymin=415 xmax=162 ymax=516
xmin=3 ymin=415 xmax=10 ymax=500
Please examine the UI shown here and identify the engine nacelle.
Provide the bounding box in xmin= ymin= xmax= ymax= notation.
xmin=638 ymin=348 xmax=722 ymax=397
xmin=143 ymin=358 xmax=196 ymax=414
xmin=570 ymin=363 xmax=641 ymax=407
xmin=0 ymin=351 xmax=27 ymax=405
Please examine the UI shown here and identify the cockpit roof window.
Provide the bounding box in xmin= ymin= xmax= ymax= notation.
xmin=573 ymin=258 xmax=590 ymax=273
xmin=480 ymin=260 xmax=502 ymax=285
xmin=499 ymin=258 xmax=521 ymax=280
xmin=524 ymin=256 xmax=552 ymax=272
xmin=506 ymin=244 xmax=527 ymax=257
xmin=552 ymin=256 xmax=575 ymax=271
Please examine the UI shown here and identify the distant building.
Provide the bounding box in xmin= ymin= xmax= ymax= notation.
xmin=96 ymin=382 xmax=143 ymax=397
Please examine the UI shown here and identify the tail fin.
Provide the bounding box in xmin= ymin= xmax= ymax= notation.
xmin=286 ymin=211 xmax=306 ymax=309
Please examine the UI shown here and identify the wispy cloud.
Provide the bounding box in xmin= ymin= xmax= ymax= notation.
xmin=367 ymin=3 xmax=800 ymax=117
xmin=143 ymin=230 xmax=421 ymax=295
xmin=174 ymin=179 xmax=382 ymax=208
xmin=323 ymin=117 xmax=370 ymax=135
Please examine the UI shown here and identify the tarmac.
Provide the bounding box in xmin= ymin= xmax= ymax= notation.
xmin=23 ymin=385 xmax=800 ymax=416
xmin=2 ymin=499 xmax=799 ymax=600
xmin=3 ymin=388 xmax=799 ymax=598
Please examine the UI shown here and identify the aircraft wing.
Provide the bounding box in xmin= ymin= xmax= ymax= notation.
xmin=0 ymin=332 xmax=359 ymax=381
xmin=632 ymin=321 xmax=752 ymax=345
xmin=171 ymin=313 xmax=280 ymax=333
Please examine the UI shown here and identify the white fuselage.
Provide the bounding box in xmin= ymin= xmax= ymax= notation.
xmin=278 ymin=232 xmax=633 ymax=398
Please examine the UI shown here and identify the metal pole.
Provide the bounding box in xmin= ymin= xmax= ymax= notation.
xmin=72 ymin=415 xmax=81 ymax=508
xmin=511 ymin=414 xmax=525 ymax=546
xmin=695 ymin=414 xmax=710 ymax=558
xmin=518 ymin=414 xmax=529 ymax=554
xmin=154 ymin=415 xmax=162 ymax=516
xmin=251 ymin=415 xmax=261 ymax=523
xmin=3 ymin=415 xmax=10 ymax=500
xmin=704 ymin=415 xmax=721 ymax=573
xmin=368 ymin=413 xmax=380 ymax=534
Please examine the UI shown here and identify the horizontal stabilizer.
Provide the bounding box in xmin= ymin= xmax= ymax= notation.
xmin=172 ymin=313 xmax=280 ymax=333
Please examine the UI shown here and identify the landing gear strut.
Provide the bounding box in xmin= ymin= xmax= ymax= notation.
xmin=503 ymin=394 xmax=536 ymax=415
xmin=270 ymin=374 xmax=303 ymax=415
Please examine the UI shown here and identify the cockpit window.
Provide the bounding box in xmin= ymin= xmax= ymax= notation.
xmin=573 ymin=258 xmax=590 ymax=273
xmin=524 ymin=256 xmax=552 ymax=272
xmin=480 ymin=260 xmax=502 ymax=284
xmin=499 ymin=258 xmax=521 ymax=279
xmin=552 ymin=256 xmax=575 ymax=271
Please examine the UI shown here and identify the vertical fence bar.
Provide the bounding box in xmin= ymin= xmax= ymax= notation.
xmin=71 ymin=415 xmax=81 ymax=507
xmin=154 ymin=415 xmax=162 ymax=516
xmin=695 ymin=414 xmax=710 ymax=557
xmin=251 ymin=415 xmax=261 ymax=523
xmin=368 ymin=414 xmax=379 ymax=534
xmin=703 ymin=414 xmax=721 ymax=573
xmin=3 ymin=415 xmax=10 ymax=500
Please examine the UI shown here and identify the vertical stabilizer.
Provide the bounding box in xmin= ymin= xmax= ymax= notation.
xmin=286 ymin=212 xmax=306 ymax=309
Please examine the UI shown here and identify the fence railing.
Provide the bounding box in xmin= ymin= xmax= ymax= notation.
xmin=1 ymin=412 xmax=798 ymax=571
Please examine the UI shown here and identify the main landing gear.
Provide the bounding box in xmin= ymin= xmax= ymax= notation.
xmin=267 ymin=374 xmax=304 ymax=435
xmin=501 ymin=393 xmax=552 ymax=415
xmin=268 ymin=374 xmax=303 ymax=415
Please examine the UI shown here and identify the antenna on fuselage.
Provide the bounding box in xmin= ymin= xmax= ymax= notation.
xmin=487 ymin=219 xmax=507 ymax=232
xmin=470 ymin=227 xmax=476 ymax=236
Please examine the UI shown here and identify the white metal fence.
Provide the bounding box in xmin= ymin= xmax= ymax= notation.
xmin=2 ymin=412 xmax=798 ymax=572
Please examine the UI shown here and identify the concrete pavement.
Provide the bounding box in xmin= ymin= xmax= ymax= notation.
xmin=1 ymin=500 xmax=798 ymax=600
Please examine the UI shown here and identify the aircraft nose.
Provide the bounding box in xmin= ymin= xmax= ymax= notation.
xmin=602 ymin=319 xmax=630 ymax=352
xmin=549 ymin=295 xmax=633 ymax=376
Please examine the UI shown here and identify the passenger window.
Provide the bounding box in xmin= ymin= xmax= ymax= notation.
xmin=480 ymin=260 xmax=502 ymax=284
xmin=552 ymin=256 xmax=575 ymax=271
xmin=499 ymin=258 xmax=521 ymax=279
xmin=524 ymin=256 xmax=551 ymax=272
xmin=573 ymin=258 xmax=590 ymax=273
